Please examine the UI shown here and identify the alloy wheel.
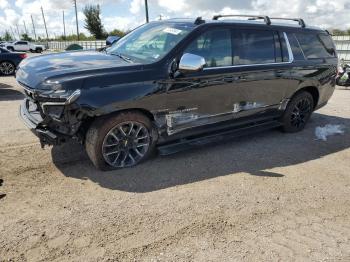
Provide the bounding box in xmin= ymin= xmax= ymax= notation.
xmin=290 ymin=98 xmax=312 ymax=128
xmin=0 ymin=62 xmax=15 ymax=75
xmin=102 ymin=121 xmax=151 ymax=168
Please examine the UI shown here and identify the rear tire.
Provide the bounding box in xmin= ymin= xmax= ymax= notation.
xmin=36 ymin=48 xmax=43 ymax=53
xmin=85 ymin=111 xmax=157 ymax=170
xmin=281 ymin=91 xmax=314 ymax=133
xmin=7 ymin=47 xmax=14 ymax=52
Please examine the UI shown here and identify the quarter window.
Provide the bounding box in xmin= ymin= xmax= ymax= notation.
xmin=233 ymin=29 xmax=276 ymax=65
xmin=295 ymin=33 xmax=335 ymax=59
xmin=184 ymin=29 xmax=232 ymax=68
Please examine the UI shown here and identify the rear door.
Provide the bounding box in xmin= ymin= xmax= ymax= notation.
xmin=228 ymin=28 xmax=292 ymax=119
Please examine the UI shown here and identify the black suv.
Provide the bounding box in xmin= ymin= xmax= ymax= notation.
xmin=18 ymin=15 xmax=338 ymax=170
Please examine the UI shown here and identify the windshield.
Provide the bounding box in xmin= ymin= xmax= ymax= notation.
xmin=107 ymin=22 xmax=194 ymax=63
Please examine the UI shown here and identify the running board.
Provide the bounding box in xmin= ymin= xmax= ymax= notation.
xmin=157 ymin=120 xmax=282 ymax=156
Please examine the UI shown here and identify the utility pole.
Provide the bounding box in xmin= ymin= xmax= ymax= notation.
xmin=10 ymin=27 xmax=16 ymax=40
xmin=31 ymin=15 xmax=37 ymax=41
xmin=73 ymin=0 xmax=79 ymax=40
xmin=144 ymin=0 xmax=149 ymax=23
xmin=63 ymin=10 xmax=66 ymax=40
xmin=16 ymin=24 xmax=20 ymax=39
xmin=23 ymin=21 xmax=28 ymax=35
xmin=41 ymin=6 xmax=49 ymax=40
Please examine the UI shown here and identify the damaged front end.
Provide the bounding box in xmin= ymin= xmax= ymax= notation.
xmin=19 ymin=84 xmax=82 ymax=148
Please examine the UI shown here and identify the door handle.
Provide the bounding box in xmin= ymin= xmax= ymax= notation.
xmin=276 ymin=70 xmax=284 ymax=77
xmin=223 ymin=76 xmax=234 ymax=83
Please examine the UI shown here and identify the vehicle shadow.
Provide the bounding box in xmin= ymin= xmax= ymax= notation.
xmin=0 ymin=82 xmax=24 ymax=101
xmin=51 ymin=113 xmax=349 ymax=193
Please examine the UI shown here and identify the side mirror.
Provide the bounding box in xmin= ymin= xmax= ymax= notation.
xmin=178 ymin=53 xmax=206 ymax=74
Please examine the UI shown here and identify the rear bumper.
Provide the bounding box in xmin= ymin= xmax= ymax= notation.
xmin=19 ymin=99 xmax=65 ymax=147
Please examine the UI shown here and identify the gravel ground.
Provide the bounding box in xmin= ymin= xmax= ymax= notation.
xmin=0 ymin=75 xmax=350 ymax=261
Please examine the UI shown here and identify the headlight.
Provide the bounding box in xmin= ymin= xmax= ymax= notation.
xmin=39 ymin=89 xmax=81 ymax=104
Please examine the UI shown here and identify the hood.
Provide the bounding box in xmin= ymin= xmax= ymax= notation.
xmin=16 ymin=50 xmax=139 ymax=89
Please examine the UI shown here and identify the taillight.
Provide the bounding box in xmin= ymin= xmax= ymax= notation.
xmin=19 ymin=54 xmax=27 ymax=59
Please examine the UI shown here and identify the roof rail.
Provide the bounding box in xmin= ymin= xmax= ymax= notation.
xmin=194 ymin=17 xmax=205 ymax=25
xmin=269 ymin=17 xmax=306 ymax=28
xmin=213 ymin=14 xmax=271 ymax=25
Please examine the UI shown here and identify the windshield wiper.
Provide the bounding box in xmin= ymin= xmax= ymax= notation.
xmin=110 ymin=52 xmax=133 ymax=63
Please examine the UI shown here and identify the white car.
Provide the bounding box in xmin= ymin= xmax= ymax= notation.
xmin=4 ymin=41 xmax=46 ymax=53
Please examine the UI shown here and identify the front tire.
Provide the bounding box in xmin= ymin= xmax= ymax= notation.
xmin=85 ymin=111 xmax=157 ymax=170
xmin=281 ymin=91 xmax=314 ymax=133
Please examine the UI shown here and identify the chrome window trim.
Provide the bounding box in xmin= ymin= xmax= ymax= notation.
xmin=284 ymin=32 xmax=294 ymax=62
xmin=203 ymin=31 xmax=294 ymax=71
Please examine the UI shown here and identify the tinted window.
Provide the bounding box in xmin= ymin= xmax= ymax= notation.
xmin=16 ymin=41 xmax=27 ymax=45
xmin=318 ymin=34 xmax=336 ymax=57
xmin=233 ymin=29 xmax=275 ymax=65
xmin=295 ymin=33 xmax=335 ymax=59
xmin=185 ymin=29 xmax=232 ymax=67
xmin=288 ymin=34 xmax=305 ymax=61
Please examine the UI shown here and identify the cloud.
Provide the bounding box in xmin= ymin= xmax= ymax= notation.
xmin=157 ymin=0 xmax=187 ymax=12
xmin=0 ymin=0 xmax=8 ymax=9
xmin=130 ymin=0 xmax=143 ymax=14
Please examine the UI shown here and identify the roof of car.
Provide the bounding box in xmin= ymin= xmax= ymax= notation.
xmin=164 ymin=17 xmax=325 ymax=32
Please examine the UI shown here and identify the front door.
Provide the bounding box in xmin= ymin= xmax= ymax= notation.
xmin=15 ymin=41 xmax=29 ymax=51
xmin=164 ymin=28 xmax=236 ymax=135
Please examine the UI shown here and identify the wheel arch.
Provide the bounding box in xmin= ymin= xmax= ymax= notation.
xmin=293 ymin=86 xmax=320 ymax=109
xmin=78 ymin=107 xmax=157 ymax=139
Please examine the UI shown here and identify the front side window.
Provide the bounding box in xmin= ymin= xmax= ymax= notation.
xmin=184 ymin=29 xmax=232 ymax=68
xmin=233 ymin=29 xmax=276 ymax=65
xmin=295 ymin=33 xmax=336 ymax=59
xmin=107 ymin=22 xmax=193 ymax=63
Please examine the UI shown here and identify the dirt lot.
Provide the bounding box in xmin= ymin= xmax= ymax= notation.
xmin=0 ymin=75 xmax=349 ymax=261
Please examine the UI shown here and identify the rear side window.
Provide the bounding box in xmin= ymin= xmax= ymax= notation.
xmin=295 ymin=33 xmax=335 ymax=59
xmin=185 ymin=29 xmax=232 ymax=67
xmin=233 ymin=29 xmax=276 ymax=65
xmin=287 ymin=34 xmax=305 ymax=61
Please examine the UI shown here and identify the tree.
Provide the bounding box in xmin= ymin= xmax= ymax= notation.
xmin=83 ymin=4 xmax=107 ymax=39
xmin=109 ymin=29 xmax=126 ymax=37
xmin=4 ymin=31 xmax=12 ymax=41
xmin=329 ymin=29 xmax=350 ymax=36
xmin=21 ymin=34 xmax=33 ymax=41
xmin=56 ymin=33 xmax=95 ymax=41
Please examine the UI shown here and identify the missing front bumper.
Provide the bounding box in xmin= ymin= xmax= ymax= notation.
xmin=19 ymin=99 xmax=66 ymax=147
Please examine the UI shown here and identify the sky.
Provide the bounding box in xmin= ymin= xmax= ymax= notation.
xmin=0 ymin=0 xmax=350 ymax=39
